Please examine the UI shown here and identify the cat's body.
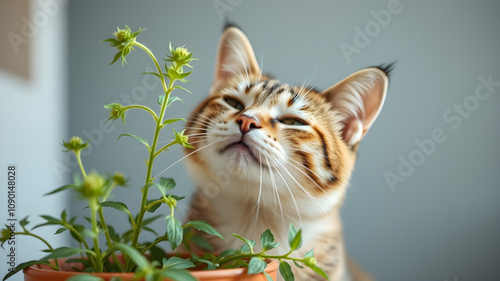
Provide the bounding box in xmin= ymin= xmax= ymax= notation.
xmin=184 ymin=26 xmax=391 ymax=281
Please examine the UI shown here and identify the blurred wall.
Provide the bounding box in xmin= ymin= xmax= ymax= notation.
xmin=67 ymin=1 xmax=500 ymax=280
xmin=0 ymin=1 xmax=69 ymax=280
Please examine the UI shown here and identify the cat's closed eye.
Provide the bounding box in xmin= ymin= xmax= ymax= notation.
xmin=279 ymin=117 xmax=308 ymax=126
xmin=223 ymin=97 xmax=244 ymax=111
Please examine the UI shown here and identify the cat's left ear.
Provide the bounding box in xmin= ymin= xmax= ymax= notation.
xmin=322 ymin=67 xmax=390 ymax=147
xmin=210 ymin=26 xmax=261 ymax=94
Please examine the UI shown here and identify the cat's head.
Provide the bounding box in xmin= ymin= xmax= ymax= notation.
xmin=184 ymin=26 xmax=390 ymax=215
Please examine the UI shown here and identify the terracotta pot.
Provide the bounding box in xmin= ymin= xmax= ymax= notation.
xmin=23 ymin=257 xmax=279 ymax=281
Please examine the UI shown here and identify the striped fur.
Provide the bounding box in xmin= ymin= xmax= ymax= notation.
xmin=183 ymin=26 xmax=389 ymax=281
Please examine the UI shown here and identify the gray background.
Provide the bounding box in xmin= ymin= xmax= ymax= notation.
xmin=66 ymin=1 xmax=499 ymax=281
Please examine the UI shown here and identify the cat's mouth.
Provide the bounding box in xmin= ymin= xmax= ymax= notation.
xmin=220 ymin=141 xmax=265 ymax=167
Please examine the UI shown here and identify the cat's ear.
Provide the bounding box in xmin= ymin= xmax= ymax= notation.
xmin=322 ymin=67 xmax=390 ymax=147
xmin=211 ymin=26 xmax=261 ymax=94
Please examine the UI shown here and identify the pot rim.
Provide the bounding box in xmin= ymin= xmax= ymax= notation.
xmin=23 ymin=258 xmax=279 ymax=278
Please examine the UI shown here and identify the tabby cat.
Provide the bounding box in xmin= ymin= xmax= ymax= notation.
xmin=184 ymin=25 xmax=391 ymax=281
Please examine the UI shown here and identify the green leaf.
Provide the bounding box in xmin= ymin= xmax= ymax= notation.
xmin=111 ymin=243 xmax=149 ymax=270
xmin=196 ymin=258 xmax=217 ymax=270
xmin=146 ymin=198 xmax=162 ymax=213
xmin=166 ymin=96 xmax=183 ymax=107
xmin=231 ymin=233 xmax=256 ymax=252
xmin=279 ymin=261 xmax=295 ymax=281
xmin=184 ymin=220 xmax=224 ymax=240
xmin=163 ymin=118 xmax=185 ymax=126
xmin=173 ymin=85 xmax=191 ymax=94
xmin=33 ymin=215 xmax=63 ymax=229
xmin=2 ymin=260 xmax=51 ymax=280
xmin=44 ymin=247 xmax=87 ymax=260
xmin=44 ymin=184 xmax=78 ymax=196
xmin=142 ymin=71 xmax=162 ymax=79
xmin=162 ymin=256 xmax=195 ymax=270
xmin=293 ymin=260 xmax=304 ymax=269
xmin=143 ymin=226 xmax=159 ymax=236
xmin=118 ymin=133 xmax=149 ymax=149
xmin=55 ymin=227 xmax=68 ymax=235
xmin=166 ymin=216 xmax=183 ymax=250
xmin=142 ymin=215 xmax=162 ymax=227
xmin=160 ymin=177 xmax=176 ymax=193
xmin=160 ymin=268 xmax=197 ymax=281
xmin=288 ymin=225 xmax=302 ymax=251
xmin=148 ymin=245 xmax=168 ymax=263
xmin=158 ymin=95 xmax=165 ymax=106
xmin=247 ymin=257 xmax=267 ymax=275
xmin=61 ymin=210 xmax=68 ymax=221
xmin=190 ymin=235 xmax=214 ymax=252
xmin=263 ymin=271 xmax=274 ymax=281
xmin=19 ymin=217 xmax=29 ymax=228
xmin=66 ymin=274 xmax=105 ymax=281
xmin=260 ymin=229 xmax=280 ymax=251
xmin=100 ymin=201 xmax=131 ymax=215
xmin=307 ymin=263 xmax=329 ymax=280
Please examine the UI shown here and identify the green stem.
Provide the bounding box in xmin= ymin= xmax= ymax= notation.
xmin=125 ymin=104 xmax=158 ymax=122
xmin=153 ymin=141 xmax=176 ymax=158
xmin=98 ymin=205 xmax=124 ymax=271
xmin=90 ymin=198 xmax=104 ymax=272
xmin=126 ymin=41 xmax=177 ymax=272
xmin=217 ymin=253 xmax=304 ymax=268
xmin=144 ymin=199 xmax=164 ymax=211
xmin=139 ymin=234 xmax=168 ymax=255
xmin=75 ymin=151 xmax=87 ymax=178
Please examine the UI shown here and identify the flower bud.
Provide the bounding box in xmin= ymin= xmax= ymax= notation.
xmin=78 ymin=172 xmax=106 ymax=198
xmin=173 ymin=129 xmax=193 ymax=148
xmin=0 ymin=227 xmax=13 ymax=244
xmin=304 ymin=256 xmax=317 ymax=267
xmin=112 ymin=172 xmax=128 ymax=186
xmin=164 ymin=195 xmax=177 ymax=208
xmin=104 ymin=103 xmax=126 ymax=124
xmin=62 ymin=136 xmax=89 ymax=153
xmin=166 ymin=43 xmax=196 ymax=68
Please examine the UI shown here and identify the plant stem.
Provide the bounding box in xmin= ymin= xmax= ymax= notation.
xmin=75 ymin=151 xmax=87 ymax=178
xmin=98 ymin=205 xmax=124 ymax=271
xmin=139 ymin=234 xmax=168 ymax=255
xmin=90 ymin=198 xmax=104 ymax=272
xmin=126 ymin=41 xmax=176 ymax=271
xmin=217 ymin=253 xmax=304 ymax=268
xmin=125 ymin=104 xmax=159 ymax=122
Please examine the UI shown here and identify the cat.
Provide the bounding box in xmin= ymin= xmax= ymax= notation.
xmin=183 ymin=25 xmax=392 ymax=281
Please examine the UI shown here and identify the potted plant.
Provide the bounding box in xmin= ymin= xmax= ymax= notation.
xmin=1 ymin=26 xmax=328 ymax=281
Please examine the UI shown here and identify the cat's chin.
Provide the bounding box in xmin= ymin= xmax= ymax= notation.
xmin=219 ymin=141 xmax=268 ymax=169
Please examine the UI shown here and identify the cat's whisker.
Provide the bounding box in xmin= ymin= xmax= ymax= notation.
xmin=154 ymin=139 xmax=223 ymax=178
xmin=250 ymin=152 xmax=264 ymax=227
xmin=195 ymin=143 xmax=219 ymax=165
xmin=271 ymin=155 xmax=327 ymax=215
xmin=264 ymin=155 xmax=285 ymax=228
xmin=285 ymin=154 xmax=327 ymax=193
xmin=270 ymin=160 xmax=302 ymax=226
xmin=194 ymin=112 xmax=217 ymax=125
xmin=188 ymin=119 xmax=217 ymax=128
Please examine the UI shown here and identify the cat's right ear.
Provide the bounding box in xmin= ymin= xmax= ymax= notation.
xmin=210 ymin=26 xmax=261 ymax=95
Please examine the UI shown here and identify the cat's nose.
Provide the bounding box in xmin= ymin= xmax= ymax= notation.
xmin=236 ymin=114 xmax=261 ymax=133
